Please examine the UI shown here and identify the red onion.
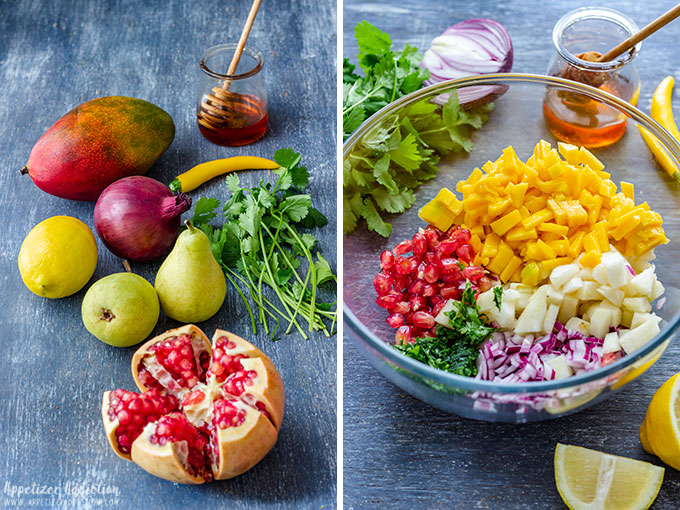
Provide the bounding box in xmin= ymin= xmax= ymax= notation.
xmin=476 ymin=323 xmax=610 ymax=384
xmin=94 ymin=176 xmax=192 ymax=262
xmin=420 ymin=19 xmax=513 ymax=105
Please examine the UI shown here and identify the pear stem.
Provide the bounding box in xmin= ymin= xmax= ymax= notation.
xmin=122 ymin=259 xmax=132 ymax=273
xmin=185 ymin=220 xmax=196 ymax=233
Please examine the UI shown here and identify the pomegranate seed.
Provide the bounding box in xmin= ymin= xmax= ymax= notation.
xmin=479 ymin=276 xmax=493 ymax=292
xmin=380 ymin=250 xmax=395 ymax=270
xmin=393 ymin=240 xmax=412 ymax=256
xmin=407 ymin=279 xmax=426 ymax=296
xmin=423 ymin=327 xmax=437 ymax=338
xmin=412 ymin=311 xmax=435 ymax=329
xmin=376 ymin=294 xmax=400 ymax=309
xmin=439 ymin=258 xmax=462 ymax=274
xmin=441 ymin=273 xmax=462 ymax=285
xmin=422 ymin=284 xmax=436 ymax=297
xmin=441 ymin=286 xmax=461 ymax=300
xmin=392 ymin=275 xmax=410 ymax=291
xmin=438 ymin=240 xmax=458 ymax=256
xmin=395 ymin=325 xmax=411 ymax=344
xmin=412 ymin=233 xmax=427 ymax=256
xmin=391 ymin=301 xmax=410 ymax=315
xmin=432 ymin=300 xmax=447 ymax=317
xmin=386 ymin=313 xmax=404 ymax=328
xmin=449 ymin=228 xmax=471 ymax=244
xmin=373 ymin=273 xmax=392 ymax=295
xmin=463 ymin=266 xmax=485 ymax=282
xmin=409 ymin=295 xmax=426 ymax=312
xmin=395 ymin=256 xmax=418 ymax=275
xmin=457 ymin=244 xmax=474 ymax=263
xmin=423 ymin=263 xmax=439 ymax=283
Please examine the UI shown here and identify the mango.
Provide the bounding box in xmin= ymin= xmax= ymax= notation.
xmin=21 ymin=96 xmax=174 ymax=201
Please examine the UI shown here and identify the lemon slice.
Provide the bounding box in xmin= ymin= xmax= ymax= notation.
xmin=554 ymin=443 xmax=664 ymax=510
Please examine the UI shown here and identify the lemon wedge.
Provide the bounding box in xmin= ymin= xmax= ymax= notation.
xmin=639 ymin=371 xmax=680 ymax=470
xmin=554 ymin=443 xmax=664 ymax=510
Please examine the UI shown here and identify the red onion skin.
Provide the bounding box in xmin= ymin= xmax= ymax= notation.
xmin=94 ymin=176 xmax=192 ymax=262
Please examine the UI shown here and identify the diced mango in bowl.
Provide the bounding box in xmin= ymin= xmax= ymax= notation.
xmin=419 ymin=140 xmax=668 ymax=283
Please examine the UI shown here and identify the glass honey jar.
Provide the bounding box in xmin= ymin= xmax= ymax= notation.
xmin=544 ymin=7 xmax=641 ymax=148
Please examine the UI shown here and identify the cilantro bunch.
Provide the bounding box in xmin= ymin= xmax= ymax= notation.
xmin=344 ymin=93 xmax=492 ymax=237
xmin=394 ymin=282 xmax=495 ymax=377
xmin=189 ymin=149 xmax=336 ymax=340
xmin=343 ymin=21 xmax=429 ymax=139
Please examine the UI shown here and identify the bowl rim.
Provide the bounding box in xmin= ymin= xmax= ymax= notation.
xmin=343 ymin=72 xmax=680 ymax=394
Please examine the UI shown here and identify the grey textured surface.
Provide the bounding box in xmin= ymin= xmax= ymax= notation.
xmin=343 ymin=1 xmax=680 ymax=508
xmin=0 ymin=1 xmax=336 ymax=509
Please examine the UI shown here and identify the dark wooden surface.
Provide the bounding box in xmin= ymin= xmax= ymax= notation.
xmin=343 ymin=1 xmax=680 ymax=508
xmin=0 ymin=1 xmax=336 ymax=509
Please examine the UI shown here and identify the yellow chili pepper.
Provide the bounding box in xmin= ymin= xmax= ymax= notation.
xmin=169 ymin=156 xmax=280 ymax=192
xmin=639 ymin=76 xmax=680 ymax=183
xmin=651 ymin=76 xmax=680 ymax=139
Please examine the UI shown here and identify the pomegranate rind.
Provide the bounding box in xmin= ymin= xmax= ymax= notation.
xmin=131 ymin=324 xmax=211 ymax=394
xmin=211 ymin=329 xmax=285 ymax=430
xmin=101 ymin=391 xmax=132 ymax=461
xmin=130 ymin=425 xmax=206 ymax=484
xmin=212 ymin=399 xmax=278 ymax=480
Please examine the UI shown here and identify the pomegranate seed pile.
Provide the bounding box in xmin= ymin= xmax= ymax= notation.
xmin=373 ymin=226 xmax=490 ymax=344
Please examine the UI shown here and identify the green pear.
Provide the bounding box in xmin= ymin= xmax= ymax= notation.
xmin=155 ymin=222 xmax=227 ymax=323
xmin=81 ymin=272 xmax=160 ymax=347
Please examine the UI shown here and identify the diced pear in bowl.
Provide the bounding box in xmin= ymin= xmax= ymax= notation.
xmin=601 ymin=248 xmax=631 ymax=288
xmin=619 ymin=315 xmax=661 ymax=354
xmin=549 ymin=263 xmax=580 ymax=290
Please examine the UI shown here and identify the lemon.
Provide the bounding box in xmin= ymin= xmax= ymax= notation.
xmin=639 ymin=372 xmax=680 ymax=470
xmin=554 ymin=443 xmax=664 ymax=510
xmin=18 ymin=215 xmax=98 ymax=299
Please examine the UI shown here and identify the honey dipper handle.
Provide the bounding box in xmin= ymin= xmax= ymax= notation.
xmin=222 ymin=0 xmax=263 ymax=90
xmin=597 ymin=3 xmax=680 ymax=62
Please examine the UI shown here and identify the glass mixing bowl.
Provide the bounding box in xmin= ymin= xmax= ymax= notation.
xmin=343 ymin=74 xmax=680 ymax=423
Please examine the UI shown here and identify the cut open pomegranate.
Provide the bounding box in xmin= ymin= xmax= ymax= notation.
xmin=102 ymin=324 xmax=285 ymax=484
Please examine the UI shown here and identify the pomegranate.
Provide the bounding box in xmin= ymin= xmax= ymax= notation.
xmin=102 ymin=324 xmax=285 ymax=484
xmin=375 ymin=225 xmax=488 ymax=342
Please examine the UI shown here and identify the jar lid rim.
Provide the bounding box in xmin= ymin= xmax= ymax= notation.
xmin=552 ymin=6 xmax=641 ymax=71
xmin=200 ymin=44 xmax=264 ymax=80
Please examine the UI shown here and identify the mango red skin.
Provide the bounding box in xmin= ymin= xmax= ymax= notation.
xmin=24 ymin=96 xmax=175 ymax=201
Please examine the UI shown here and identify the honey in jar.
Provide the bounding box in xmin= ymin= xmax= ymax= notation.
xmin=544 ymin=7 xmax=641 ymax=148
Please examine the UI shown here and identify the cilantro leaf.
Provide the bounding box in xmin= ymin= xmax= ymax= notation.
xmin=314 ymin=253 xmax=336 ymax=285
xmin=493 ymin=286 xmax=503 ymax=311
xmin=354 ymin=20 xmax=392 ymax=72
xmin=279 ymin=194 xmax=311 ymax=222
xmin=395 ymin=280 xmax=495 ymax=377
xmin=190 ymin=197 xmax=220 ymax=227
xmin=343 ymin=91 xmax=492 ymax=237
xmin=299 ymin=207 xmax=328 ymax=228
xmin=361 ymin=197 xmax=392 ymax=237
xmin=343 ymin=21 xmax=428 ymax=140
xmin=273 ymin=148 xmax=301 ymax=170
xmin=226 ymin=174 xmax=241 ymax=192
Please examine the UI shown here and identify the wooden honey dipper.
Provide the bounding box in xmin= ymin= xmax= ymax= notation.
xmin=197 ymin=0 xmax=263 ymax=132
